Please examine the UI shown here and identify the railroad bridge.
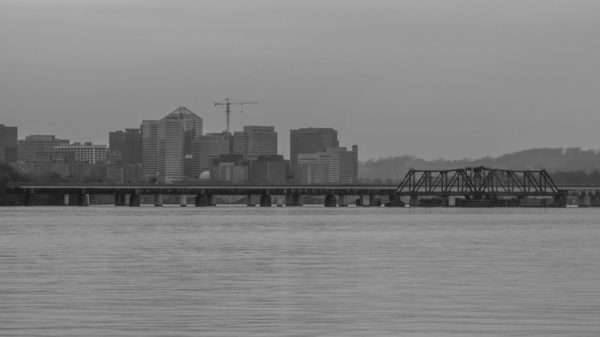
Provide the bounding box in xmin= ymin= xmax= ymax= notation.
xmin=9 ymin=167 xmax=600 ymax=207
xmin=395 ymin=166 xmax=566 ymax=207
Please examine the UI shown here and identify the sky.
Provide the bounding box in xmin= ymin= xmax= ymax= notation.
xmin=1 ymin=0 xmax=600 ymax=160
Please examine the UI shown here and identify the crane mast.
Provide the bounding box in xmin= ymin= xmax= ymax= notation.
xmin=214 ymin=97 xmax=258 ymax=133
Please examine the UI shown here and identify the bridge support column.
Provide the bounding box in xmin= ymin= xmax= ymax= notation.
xmin=78 ymin=193 xmax=90 ymax=207
xmin=179 ymin=195 xmax=187 ymax=207
xmin=387 ymin=194 xmax=404 ymax=207
xmin=114 ymin=193 xmax=126 ymax=206
xmin=355 ymin=193 xmax=364 ymax=206
xmin=23 ymin=190 xmax=34 ymax=206
xmin=260 ymin=193 xmax=272 ymax=207
xmin=63 ymin=193 xmax=70 ymax=206
xmin=324 ymin=194 xmax=337 ymax=207
xmin=129 ymin=193 xmax=141 ymax=207
xmin=194 ymin=193 xmax=213 ymax=207
xmin=577 ymin=192 xmax=590 ymax=207
xmin=247 ymin=193 xmax=255 ymax=207
xmin=409 ymin=195 xmax=419 ymax=207
xmin=285 ymin=193 xmax=302 ymax=206
xmin=590 ymin=192 xmax=600 ymax=207
xmin=259 ymin=193 xmax=272 ymax=207
xmin=369 ymin=193 xmax=381 ymax=207
xmin=338 ymin=194 xmax=348 ymax=207
xmin=441 ymin=196 xmax=450 ymax=207
xmin=154 ymin=194 xmax=163 ymax=207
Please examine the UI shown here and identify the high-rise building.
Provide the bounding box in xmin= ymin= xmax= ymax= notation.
xmin=53 ymin=142 xmax=108 ymax=164
xmin=142 ymin=106 xmax=203 ymax=183
xmin=141 ymin=120 xmax=159 ymax=179
xmin=232 ymin=126 xmax=277 ymax=160
xmin=295 ymin=146 xmax=358 ymax=184
xmin=17 ymin=135 xmax=69 ymax=162
xmin=0 ymin=124 xmax=18 ymax=163
xmin=290 ymin=128 xmax=339 ymax=170
xmin=191 ymin=132 xmax=231 ymax=178
xmin=109 ymin=128 xmax=142 ymax=165
xmin=249 ymin=155 xmax=289 ymax=185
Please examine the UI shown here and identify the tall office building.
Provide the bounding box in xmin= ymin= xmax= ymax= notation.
xmin=290 ymin=128 xmax=339 ymax=170
xmin=141 ymin=120 xmax=159 ymax=179
xmin=295 ymin=146 xmax=358 ymax=184
xmin=191 ymin=132 xmax=231 ymax=177
xmin=232 ymin=126 xmax=277 ymax=160
xmin=17 ymin=135 xmax=69 ymax=162
xmin=0 ymin=124 xmax=18 ymax=163
xmin=109 ymin=128 xmax=142 ymax=164
xmin=142 ymin=106 xmax=203 ymax=183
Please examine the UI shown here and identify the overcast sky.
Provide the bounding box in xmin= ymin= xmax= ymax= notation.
xmin=1 ymin=0 xmax=599 ymax=160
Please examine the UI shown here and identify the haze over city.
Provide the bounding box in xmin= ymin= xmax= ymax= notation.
xmin=2 ymin=0 xmax=600 ymax=160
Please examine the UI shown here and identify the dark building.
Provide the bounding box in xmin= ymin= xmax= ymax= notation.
xmin=109 ymin=128 xmax=143 ymax=165
xmin=191 ymin=132 xmax=231 ymax=178
xmin=18 ymin=135 xmax=70 ymax=162
xmin=290 ymin=128 xmax=339 ymax=170
xmin=249 ymin=155 xmax=289 ymax=185
xmin=0 ymin=124 xmax=18 ymax=163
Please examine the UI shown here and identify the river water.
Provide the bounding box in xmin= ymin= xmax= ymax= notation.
xmin=1 ymin=206 xmax=599 ymax=336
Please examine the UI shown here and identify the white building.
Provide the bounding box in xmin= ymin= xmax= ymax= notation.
xmin=54 ymin=142 xmax=107 ymax=164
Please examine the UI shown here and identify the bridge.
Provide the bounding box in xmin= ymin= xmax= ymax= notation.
xmin=7 ymin=167 xmax=600 ymax=207
xmin=11 ymin=184 xmax=398 ymax=207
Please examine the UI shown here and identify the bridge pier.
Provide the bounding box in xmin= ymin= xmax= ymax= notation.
xmin=78 ymin=193 xmax=90 ymax=207
xmin=245 ymin=193 xmax=255 ymax=206
xmin=63 ymin=193 xmax=70 ymax=206
xmin=577 ymin=192 xmax=590 ymax=207
xmin=114 ymin=193 xmax=126 ymax=206
xmin=369 ymin=193 xmax=381 ymax=207
xmin=324 ymin=194 xmax=337 ymax=207
xmin=285 ymin=192 xmax=302 ymax=206
xmin=338 ymin=194 xmax=348 ymax=207
xmin=409 ymin=195 xmax=419 ymax=207
xmin=194 ymin=193 xmax=213 ymax=207
xmin=260 ymin=193 xmax=272 ymax=207
xmin=179 ymin=195 xmax=187 ymax=207
xmin=154 ymin=194 xmax=163 ymax=207
xmin=590 ymin=191 xmax=600 ymax=207
xmin=129 ymin=193 xmax=141 ymax=207
xmin=386 ymin=194 xmax=404 ymax=207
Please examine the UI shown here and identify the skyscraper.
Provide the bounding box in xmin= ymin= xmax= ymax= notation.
xmin=141 ymin=120 xmax=159 ymax=179
xmin=232 ymin=126 xmax=277 ymax=160
xmin=109 ymin=128 xmax=142 ymax=165
xmin=142 ymin=106 xmax=203 ymax=183
xmin=289 ymin=128 xmax=339 ymax=170
xmin=191 ymin=132 xmax=231 ymax=177
xmin=0 ymin=124 xmax=18 ymax=164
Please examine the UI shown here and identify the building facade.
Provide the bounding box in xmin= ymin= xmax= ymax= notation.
xmin=295 ymin=146 xmax=358 ymax=184
xmin=290 ymin=128 xmax=339 ymax=170
xmin=0 ymin=124 xmax=18 ymax=163
xmin=191 ymin=132 xmax=231 ymax=178
xmin=17 ymin=135 xmax=69 ymax=162
xmin=53 ymin=142 xmax=108 ymax=164
xmin=109 ymin=128 xmax=142 ymax=165
xmin=142 ymin=107 xmax=203 ymax=184
xmin=232 ymin=126 xmax=277 ymax=160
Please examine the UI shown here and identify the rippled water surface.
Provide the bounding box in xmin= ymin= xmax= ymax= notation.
xmin=1 ymin=206 xmax=600 ymax=336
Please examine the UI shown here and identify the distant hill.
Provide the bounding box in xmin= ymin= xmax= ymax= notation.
xmin=359 ymin=148 xmax=600 ymax=182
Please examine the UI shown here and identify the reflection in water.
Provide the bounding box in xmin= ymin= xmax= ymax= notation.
xmin=1 ymin=207 xmax=599 ymax=336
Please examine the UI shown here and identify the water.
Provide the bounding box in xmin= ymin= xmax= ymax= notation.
xmin=1 ymin=206 xmax=599 ymax=336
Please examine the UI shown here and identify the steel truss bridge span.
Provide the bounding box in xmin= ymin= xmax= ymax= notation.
xmin=396 ymin=166 xmax=562 ymax=197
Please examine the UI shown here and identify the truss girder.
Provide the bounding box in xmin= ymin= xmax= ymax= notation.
xmin=396 ymin=166 xmax=561 ymax=196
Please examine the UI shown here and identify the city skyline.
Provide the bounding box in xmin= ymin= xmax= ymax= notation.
xmin=2 ymin=1 xmax=599 ymax=161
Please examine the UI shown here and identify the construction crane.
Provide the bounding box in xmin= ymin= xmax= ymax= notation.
xmin=214 ymin=97 xmax=258 ymax=133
